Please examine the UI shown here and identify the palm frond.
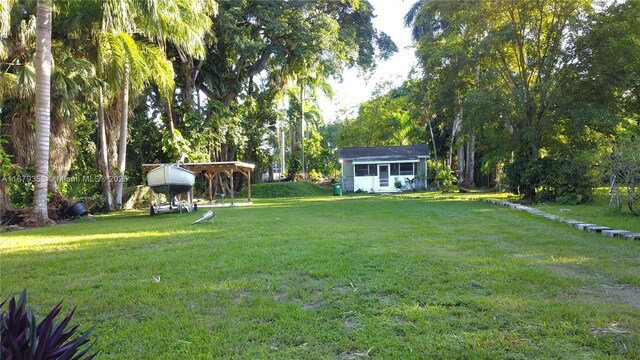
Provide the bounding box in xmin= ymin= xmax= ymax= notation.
xmin=52 ymin=71 xmax=79 ymax=103
xmin=18 ymin=15 xmax=36 ymax=48
xmin=118 ymin=32 xmax=151 ymax=92
xmin=137 ymin=0 xmax=215 ymax=59
xmin=0 ymin=0 xmax=16 ymax=39
xmin=16 ymin=64 xmax=36 ymax=99
xmin=62 ymin=57 xmax=96 ymax=78
xmin=139 ymin=42 xmax=175 ymax=103
xmin=304 ymin=107 xmax=323 ymax=129
xmin=102 ymin=0 xmax=134 ymax=32
xmin=99 ymin=31 xmax=126 ymax=95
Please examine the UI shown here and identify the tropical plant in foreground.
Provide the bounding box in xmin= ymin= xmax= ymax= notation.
xmin=0 ymin=290 xmax=96 ymax=359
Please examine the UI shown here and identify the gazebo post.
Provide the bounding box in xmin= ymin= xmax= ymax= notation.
xmin=205 ymin=172 xmax=213 ymax=204
xmin=248 ymin=170 xmax=252 ymax=202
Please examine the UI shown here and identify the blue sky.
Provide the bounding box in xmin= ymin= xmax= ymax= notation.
xmin=318 ymin=0 xmax=418 ymax=122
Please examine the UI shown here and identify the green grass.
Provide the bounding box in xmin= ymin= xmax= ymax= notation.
xmin=533 ymin=187 xmax=640 ymax=233
xmin=238 ymin=181 xmax=332 ymax=198
xmin=401 ymin=187 xmax=640 ymax=233
xmin=1 ymin=196 xmax=639 ymax=358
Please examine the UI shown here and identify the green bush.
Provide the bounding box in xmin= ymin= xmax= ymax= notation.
xmin=505 ymin=152 xmax=543 ymax=199
xmin=238 ymin=182 xmax=331 ymax=198
xmin=309 ymin=169 xmax=323 ymax=182
xmin=538 ymin=157 xmax=595 ymax=205
xmin=435 ymin=169 xmax=458 ymax=192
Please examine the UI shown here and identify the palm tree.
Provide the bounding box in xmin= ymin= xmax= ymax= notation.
xmin=96 ymin=50 xmax=114 ymax=211
xmin=31 ymin=0 xmax=52 ymax=224
xmin=97 ymin=0 xmax=214 ymax=209
xmin=98 ymin=30 xmax=176 ymax=208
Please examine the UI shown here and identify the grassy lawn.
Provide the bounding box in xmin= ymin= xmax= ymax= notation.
xmin=1 ymin=195 xmax=639 ymax=358
xmin=532 ymin=188 xmax=640 ymax=233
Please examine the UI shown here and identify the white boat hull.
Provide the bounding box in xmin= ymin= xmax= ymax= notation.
xmin=147 ymin=165 xmax=195 ymax=198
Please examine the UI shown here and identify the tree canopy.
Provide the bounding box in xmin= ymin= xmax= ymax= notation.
xmin=1 ymin=0 xmax=639 ymax=221
xmin=0 ymin=0 xmax=396 ymax=217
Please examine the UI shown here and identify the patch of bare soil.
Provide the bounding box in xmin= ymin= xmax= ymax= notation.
xmin=378 ymin=294 xmax=393 ymax=305
xmin=234 ymin=290 xmax=254 ymax=303
xmin=601 ymin=284 xmax=640 ymax=309
xmin=545 ymin=264 xmax=640 ymax=309
xmin=301 ymin=301 xmax=322 ymax=310
xmin=343 ymin=320 xmax=357 ymax=331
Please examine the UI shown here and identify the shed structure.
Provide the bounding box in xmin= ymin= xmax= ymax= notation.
xmin=338 ymin=145 xmax=429 ymax=193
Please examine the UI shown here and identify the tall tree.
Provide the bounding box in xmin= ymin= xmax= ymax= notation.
xmin=31 ymin=0 xmax=52 ymax=224
xmin=195 ymin=1 xmax=395 ymax=164
xmin=96 ymin=0 xmax=213 ymax=209
xmin=408 ymin=0 xmax=592 ymax=199
xmin=1 ymin=0 xmax=102 ymax=213
xmin=338 ymin=81 xmax=426 ymax=148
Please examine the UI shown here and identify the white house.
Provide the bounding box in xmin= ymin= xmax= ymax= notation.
xmin=338 ymin=145 xmax=430 ymax=193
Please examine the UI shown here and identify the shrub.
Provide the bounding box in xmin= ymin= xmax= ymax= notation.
xmin=606 ymin=134 xmax=640 ymax=215
xmin=309 ymin=169 xmax=323 ymax=182
xmin=238 ymin=182 xmax=330 ymax=198
xmin=435 ymin=169 xmax=458 ymax=192
xmin=538 ymin=157 xmax=595 ymax=205
xmin=394 ymin=178 xmax=402 ymax=190
xmin=507 ymin=152 xmax=595 ymax=204
xmin=505 ymin=152 xmax=543 ymax=200
xmin=1 ymin=290 xmax=96 ymax=359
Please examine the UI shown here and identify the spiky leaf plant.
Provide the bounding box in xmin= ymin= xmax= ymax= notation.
xmin=0 ymin=289 xmax=96 ymax=360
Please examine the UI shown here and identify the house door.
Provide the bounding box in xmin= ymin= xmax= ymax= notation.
xmin=379 ymin=164 xmax=389 ymax=187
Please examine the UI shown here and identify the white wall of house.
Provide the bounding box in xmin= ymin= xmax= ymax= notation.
xmin=352 ymin=160 xmax=420 ymax=193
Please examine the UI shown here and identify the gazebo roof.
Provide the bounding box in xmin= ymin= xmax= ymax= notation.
xmin=142 ymin=161 xmax=255 ymax=173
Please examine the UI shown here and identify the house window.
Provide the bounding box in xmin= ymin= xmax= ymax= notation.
xmin=355 ymin=164 xmax=379 ymax=176
xmin=355 ymin=164 xmax=369 ymax=176
xmin=390 ymin=163 xmax=400 ymax=175
xmin=400 ymin=163 xmax=414 ymax=175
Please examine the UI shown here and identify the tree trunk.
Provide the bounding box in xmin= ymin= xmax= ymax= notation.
xmin=98 ymin=88 xmax=114 ymax=211
xmin=465 ymin=135 xmax=475 ymax=187
xmin=448 ymin=109 xmax=463 ymax=170
xmin=115 ymin=61 xmax=130 ymax=209
xmin=457 ymin=144 xmax=465 ymax=184
xmin=279 ymin=123 xmax=286 ymax=180
xmin=300 ymin=82 xmax=305 ymax=175
xmin=425 ymin=112 xmax=438 ymax=178
xmin=289 ymin=121 xmax=298 ymax=180
xmin=31 ymin=0 xmax=52 ymax=225
xmin=0 ymin=181 xmax=13 ymax=214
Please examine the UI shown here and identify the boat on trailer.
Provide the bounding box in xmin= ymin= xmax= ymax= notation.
xmin=147 ymin=164 xmax=197 ymax=215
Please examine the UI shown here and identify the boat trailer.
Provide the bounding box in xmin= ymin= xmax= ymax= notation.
xmin=149 ymin=191 xmax=198 ymax=215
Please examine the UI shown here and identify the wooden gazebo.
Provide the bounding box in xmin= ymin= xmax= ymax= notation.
xmin=142 ymin=162 xmax=256 ymax=204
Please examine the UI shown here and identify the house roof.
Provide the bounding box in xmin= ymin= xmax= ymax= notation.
xmin=338 ymin=145 xmax=430 ymax=161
